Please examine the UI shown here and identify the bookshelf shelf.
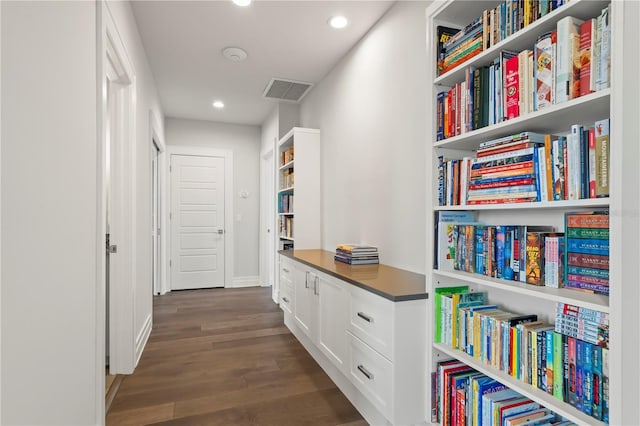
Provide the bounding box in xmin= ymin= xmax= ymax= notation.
xmin=434 ymin=269 xmax=610 ymax=312
xmin=434 ymin=0 xmax=610 ymax=88
xmin=434 ymin=89 xmax=610 ymax=151
xmin=280 ymin=236 xmax=294 ymax=242
xmin=433 ymin=343 xmax=606 ymax=426
xmin=435 ymin=198 xmax=610 ymax=211
xmin=279 ymin=160 xmax=294 ymax=170
xmin=279 ymin=212 xmax=294 ymax=216
xmin=278 ymin=186 xmax=294 ymax=194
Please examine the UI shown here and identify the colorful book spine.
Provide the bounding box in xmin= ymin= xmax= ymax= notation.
xmin=594 ymin=118 xmax=610 ymax=198
xmin=555 ymin=16 xmax=583 ymax=103
xmin=579 ymin=19 xmax=596 ymax=97
xmin=534 ymin=32 xmax=554 ymax=111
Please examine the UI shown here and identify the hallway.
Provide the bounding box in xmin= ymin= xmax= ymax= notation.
xmin=106 ymin=287 xmax=366 ymax=425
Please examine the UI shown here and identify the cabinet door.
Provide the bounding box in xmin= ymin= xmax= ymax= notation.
xmin=293 ymin=267 xmax=314 ymax=339
xmin=316 ymin=273 xmax=349 ymax=372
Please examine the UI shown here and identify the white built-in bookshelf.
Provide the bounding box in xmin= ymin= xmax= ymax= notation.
xmin=426 ymin=0 xmax=640 ymax=425
xmin=274 ymin=127 xmax=320 ymax=298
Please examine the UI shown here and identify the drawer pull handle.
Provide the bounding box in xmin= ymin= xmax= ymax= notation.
xmin=282 ymin=268 xmax=290 ymax=273
xmin=305 ymin=271 xmax=310 ymax=289
xmin=282 ymin=296 xmax=289 ymax=303
xmin=357 ymin=312 xmax=373 ymax=323
xmin=314 ymin=276 xmax=319 ymax=296
xmin=357 ymin=365 xmax=374 ymax=380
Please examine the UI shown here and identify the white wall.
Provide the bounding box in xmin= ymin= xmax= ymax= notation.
xmin=261 ymin=106 xmax=279 ymax=156
xmin=166 ymin=118 xmax=261 ymax=280
xmin=1 ymin=2 xmax=99 ymax=424
xmin=299 ymin=1 xmax=429 ymax=274
xmin=106 ymin=0 xmax=165 ymax=361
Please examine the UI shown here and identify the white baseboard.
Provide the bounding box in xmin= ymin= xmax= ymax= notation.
xmin=134 ymin=314 xmax=152 ymax=367
xmin=228 ymin=275 xmax=260 ymax=288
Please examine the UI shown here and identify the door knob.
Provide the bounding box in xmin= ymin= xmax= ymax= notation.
xmin=217 ymin=229 xmax=224 ymax=234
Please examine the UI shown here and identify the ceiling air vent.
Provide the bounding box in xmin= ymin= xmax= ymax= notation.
xmin=263 ymin=78 xmax=313 ymax=103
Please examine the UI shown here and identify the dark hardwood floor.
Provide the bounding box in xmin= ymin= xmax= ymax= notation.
xmin=106 ymin=287 xmax=367 ymax=426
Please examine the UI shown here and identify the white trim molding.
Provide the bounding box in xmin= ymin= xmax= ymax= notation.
xmin=135 ymin=314 xmax=152 ymax=366
xmin=230 ymin=276 xmax=261 ymax=288
xmin=98 ymin=1 xmax=138 ymax=380
xmin=166 ymin=146 xmax=234 ymax=290
xmin=150 ymin=110 xmax=168 ymax=296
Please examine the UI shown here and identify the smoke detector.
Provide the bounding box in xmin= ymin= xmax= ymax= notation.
xmin=222 ymin=47 xmax=247 ymax=62
xmin=263 ymin=78 xmax=313 ymax=103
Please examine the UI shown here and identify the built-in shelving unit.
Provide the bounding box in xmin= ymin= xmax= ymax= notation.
xmin=274 ymin=127 xmax=321 ymax=300
xmin=426 ymin=0 xmax=640 ymax=424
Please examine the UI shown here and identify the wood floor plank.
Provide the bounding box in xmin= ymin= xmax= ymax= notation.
xmin=107 ymin=287 xmax=366 ymax=425
xmin=152 ymin=388 xmax=363 ymax=426
xmin=106 ymin=402 xmax=175 ymax=425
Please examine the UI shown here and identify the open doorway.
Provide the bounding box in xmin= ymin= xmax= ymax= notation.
xmin=152 ymin=140 xmax=161 ymax=295
xmin=260 ymin=148 xmax=276 ymax=298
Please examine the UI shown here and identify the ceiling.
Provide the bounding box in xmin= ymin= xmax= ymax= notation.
xmin=131 ymin=1 xmax=395 ymax=127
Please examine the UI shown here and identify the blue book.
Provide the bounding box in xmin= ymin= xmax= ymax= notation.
xmin=567 ymin=238 xmax=609 ymax=256
xmin=592 ymin=344 xmax=603 ymax=420
xmin=475 ymin=378 xmax=508 ymax=426
xmin=496 ymin=226 xmax=506 ymax=278
xmin=533 ymin=146 xmax=542 ymax=201
xmin=583 ymin=342 xmax=594 ymax=416
xmin=437 ymin=92 xmax=446 ymax=141
xmin=504 ymin=226 xmax=515 ymax=280
xmin=467 ymin=305 xmax=498 ymax=355
xmin=482 ymin=388 xmax=520 ymax=426
xmin=566 ymin=265 xmax=609 ymax=279
xmin=576 ymin=340 xmax=584 ymax=411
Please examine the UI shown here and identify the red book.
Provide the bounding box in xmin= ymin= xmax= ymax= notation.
xmin=579 ymin=19 xmax=595 ymax=97
xmin=446 ymin=89 xmax=453 ymax=138
xmin=505 ymin=55 xmax=520 ymax=119
xmin=568 ymin=252 xmax=609 ymax=269
xmin=566 ymin=213 xmax=609 ymax=228
xmin=467 ymin=197 xmax=536 ymax=205
xmin=470 ymin=161 xmax=534 ymax=177
xmin=477 ymin=141 xmax=538 ymax=157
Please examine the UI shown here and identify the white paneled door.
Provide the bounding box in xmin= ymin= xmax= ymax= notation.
xmin=171 ymin=154 xmax=225 ymax=290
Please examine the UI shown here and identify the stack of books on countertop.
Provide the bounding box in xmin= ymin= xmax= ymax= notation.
xmin=334 ymin=244 xmax=379 ymax=265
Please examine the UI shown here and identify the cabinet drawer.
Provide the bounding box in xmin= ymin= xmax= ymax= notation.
xmin=347 ymin=285 xmax=394 ymax=361
xmin=279 ymin=257 xmax=295 ymax=283
xmin=279 ymin=286 xmax=293 ymax=315
xmin=347 ymin=331 xmax=393 ymax=419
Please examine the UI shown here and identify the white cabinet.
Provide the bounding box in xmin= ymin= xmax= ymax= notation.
xmin=346 ymin=332 xmax=393 ymax=420
xmin=293 ymin=265 xmax=314 ymax=338
xmin=281 ymin=252 xmax=427 ymax=425
xmin=347 ymin=283 xmax=394 ymax=361
xmin=278 ymin=257 xmax=295 ymax=316
xmin=316 ymin=272 xmax=349 ymax=371
xmin=292 ymin=260 xmax=349 ymax=373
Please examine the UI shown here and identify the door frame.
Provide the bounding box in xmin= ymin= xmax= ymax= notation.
xmin=97 ymin=0 xmax=137 ymax=390
xmin=260 ymin=148 xmax=276 ymax=291
xmin=166 ymin=146 xmax=234 ymax=290
xmin=150 ymin=110 xmax=168 ymax=295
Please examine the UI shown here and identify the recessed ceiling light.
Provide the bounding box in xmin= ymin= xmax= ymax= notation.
xmin=212 ymin=100 xmax=225 ymax=109
xmin=232 ymin=0 xmax=251 ymax=6
xmin=328 ymin=15 xmax=349 ymax=29
xmin=222 ymin=46 xmax=248 ymax=62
